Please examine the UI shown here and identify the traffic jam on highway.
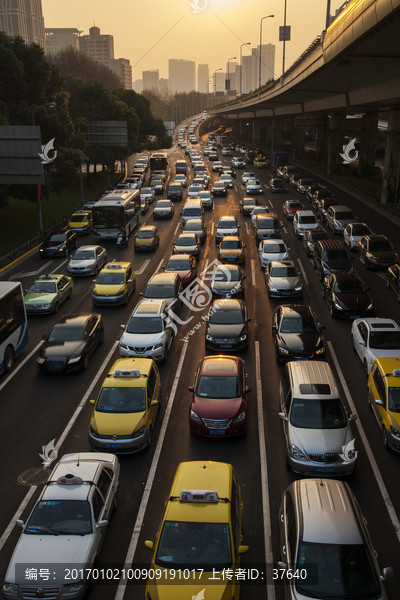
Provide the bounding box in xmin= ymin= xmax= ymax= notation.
xmin=1 ymin=113 xmax=400 ymax=600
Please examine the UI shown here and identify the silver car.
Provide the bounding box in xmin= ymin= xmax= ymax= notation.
xmin=245 ymin=178 xmax=262 ymax=194
xmin=241 ymin=171 xmax=255 ymax=184
xmin=67 ymin=245 xmax=107 ymax=276
xmin=258 ymin=239 xmax=290 ymax=268
xmin=265 ymin=260 xmax=302 ymax=297
xmin=3 ymin=453 xmax=119 ymax=600
xmin=215 ymin=216 xmax=239 ymax=244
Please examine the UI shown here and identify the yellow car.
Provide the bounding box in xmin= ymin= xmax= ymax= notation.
xmin=368 ymin=357 xmax=400 ymax=451
xmin=68 ymin=210 xmax=93 ymax=234
xmin=145 ymin=461 xmax=248 ymax=599
xmin=134 ymin=225 xmax=160 ymax=252
xmin=92 ymin=262 xmax=135 ymax=305
xmin=88 ymin=358 xmax=161 ymax=452
xmin=217 ymin=235 xmax=246 ymax=264
xmin=254 ymin=156 xmax=268 ymax=168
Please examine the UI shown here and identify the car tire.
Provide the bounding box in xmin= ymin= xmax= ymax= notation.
xmin=382 ymin=427 xmax=390 ymax=451
xmin=350 ymin=335 xmax=356 ymax=352
xmin=4 ymin=345 xmax=14 ymax=372
xmin=82 ymin=354 xmax=89 ymax=370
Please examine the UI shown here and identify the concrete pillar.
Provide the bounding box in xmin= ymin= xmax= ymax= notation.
xmin=327 ymin=114 xmax=346 ymax=175
xmin=381 ymin=109 xmax=400 ymax=204
xmin=358 ymin=113 xmax=378 ymax=174
xmin=293 ymin=125 xmax=306 ymax=160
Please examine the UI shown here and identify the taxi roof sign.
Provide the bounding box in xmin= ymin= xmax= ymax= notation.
xmin=179 ymin=490 xmax=219 ymax=503
xmin=392 ymin=369 xmax=400 ymax=377
xmin=57 ymin=474 xmax=83 ymax=485
xmin=106 ymin=264 xmax=123 ymax=269
xmin=114 ymin=369 xmax=141 ymax=378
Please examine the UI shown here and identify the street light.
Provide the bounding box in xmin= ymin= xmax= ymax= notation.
xmin=213 ymin=68 xmax=222 ymax=95
xmin=32 ymin=101 xmax=56 ymax=126
xmin=226 ymin=56 xmax=237 ymax=100
xmin=259 ymin=14 xmax=275 ymax=88
xmin=240 ymin=42 xmax=251 ymax=96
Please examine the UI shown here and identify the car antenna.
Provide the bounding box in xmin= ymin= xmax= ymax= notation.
xmin=76 ymin=454 xmax=80 ymax=467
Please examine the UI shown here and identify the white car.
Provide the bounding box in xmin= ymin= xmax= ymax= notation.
xmin=215 ymin=216 xmax=239 ymax=244
xmin=246 ymin=179 xmax=262 ymax=194
xmin=293 ymin=210 xmax=319 ymax=237
xmin=241 ymin=171 xmax=255 ymax=185
xmin=343 ymin=222 xmax=372 ymax=250
xmin=187 ymin=184 xmax=204 ymax=199
xmin=198 ymin=190 xmax=213 ymax=209
xmin=3 ymin=453 xmax=119 ymax=600
xmin=351 ymin=317 xmax=400 ymax=374
xmin=232 ymin=157 xmax=245 ymax=168
xmin=258 ymin=239 xmax=290 ymax=268
xmin=251 ymin=206 xmax=270 ymax=227
xmin=67 ymin=245 xmax=107 ymax=276
xmin=140 ymin=187 xmax=155 ymax=203
xmin=120 ymin=299 xmax=174 ymax=362
xmin=173 ymin=174 xmax=187 ymax=188
xmin=221 ymin=146 xmax=232 ymax=156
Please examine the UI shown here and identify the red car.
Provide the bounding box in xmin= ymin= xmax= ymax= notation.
xmin=162 ymin=254 xmax=197 ymax=288
xmin=188 ymin=355 xmax=250 ymax=437
xmin=283 ymin=199 xmax=305 ymax=220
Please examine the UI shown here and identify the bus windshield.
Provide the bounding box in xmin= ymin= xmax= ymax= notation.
xmin=93 ymin=206 xmax=124 ymax=230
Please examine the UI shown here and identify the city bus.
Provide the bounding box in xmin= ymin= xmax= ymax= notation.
xmin=0 ymin=281 xmax=28 ymax=375
xmin=92 ymin=189 xmax=140 ymax=240
xmin=149 ymin=152 xmax=168 ymax=175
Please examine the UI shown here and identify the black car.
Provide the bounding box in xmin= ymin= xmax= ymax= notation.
xmin=167 ymin=183 xmax=183 ymax=201
xmin=210 ymin=264 xmax=245 ymax=299
xmin=240 ymin=197 xmax=257 ymax=216
xmin=211 ymin=181 xmax=228 ymax=196
xmin=306 ymin=183 xmax=325 ymax=203
xmin=302 ymin=228 xmax=329 ymax=256
xmin=358 ymin=234 xmax=398 ymax=269
xmin=269 ymin=177 xmax=286 ymax=192
xmin=313 ymin=239 xmax=353 ymax=281
xmin=205 ymin=299 xmax=250 ymax=352
xmin=386 ymin=263 xmax=400 ymax=302
xmin=37 ymin=313 xmax=104 ymax=373
xmin=322 ymin=272 xmax=373 ymax=318
xmin=272 ymin=305 xmax=326 ymax=363
xmin=39 ymin=230 xmax=77 ymax=258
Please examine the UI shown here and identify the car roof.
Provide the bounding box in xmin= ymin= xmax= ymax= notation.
xmin=221 ymin=235 xmax=240 ymax=242
xmin=133 ymin=298 xmax=167 ymax=315
xmin=294 ymin=479 xmax=363 ymax=545
xmin=280 ymin=305 xmax=313 ymax=318
xmin=373 ymin=357 xmax=400 ymax=384
xmin=56 ymin=314 xmax=93 ymax=327
xmin=148 ymin=272 xmax=178 ymax=284
xmin=330 ymin=204 xmax=352 ymax=211
xmin=270 ymin=260 xmax=295 ymax=268
xmin=138 ymin=225 xmax=156 ymax=232
xmin=262 ymin=239 xmax=286 ymax=245
xmin=105 ymin=357 xmax=155 ymax=384
xmin=358 ymin=318 xmax=399 ymax=331
xmin=211 ymin=298 xmax=243 ymax=311
xmin=101 ymin=262 xmax=131 ymax=273
xmin=218 ymin=216 xmax=237 ymax=223
xmin=36 ymin=274 xmax=62 ymax=282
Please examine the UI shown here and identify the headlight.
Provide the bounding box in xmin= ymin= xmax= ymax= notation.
xmin=89 ymin=426 xmax=99 ymax=438
xmin=132 ymin=426 xmax=146 ymax=438
xmin=239 ymin=334 xmax=247 ymax=341
xmin=41 ymin=303 xmax=52 ymax=309
xmin=152 ymin=344 xmax=163 ymax=350
xmin=315 ymin=347 xmax=325 ymax=355
xmin=390 ymin=426 xmax=400 ymax=439
xmin=366 ymin=302 xmax=373 ymax=310
xmin=269 ymin=286 xmax=278 ymax=292
xmin=290 ymin=444 xmax=307 ymax=460
xmin=334 ymin=300 xmax=344 ymax=310
xmin=190 ymin=410 xmax=202 ymax=423
xmin=295 ymin=286 xmax=302 ymax=291
xmin=206 ymin=334 xmax=214 ymax=341
xmin=115 ymin=291 xmax=125 ymax=297
xmin=36 ymin=357 xmax=45 ymax=364
xmin=68 ymin=356 xmax=81 ymax=364
xmin=63 ymin=582 xmax=84 ymax=593
xmin=3 ymin=583 xmax=19 ymax=594
xmin=278 ymin=347 xmax=290 ymax=355
xmin=232 ymin=411 xmax=246 ymax=424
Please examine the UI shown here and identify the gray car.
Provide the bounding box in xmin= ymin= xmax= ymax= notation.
xmin=67 ymin=245 xmax=107 ymax=276
xmin=182 ymin=219 xmax=206 ymax=243
xmin=265 ymin=260 xmax=302 ymax=297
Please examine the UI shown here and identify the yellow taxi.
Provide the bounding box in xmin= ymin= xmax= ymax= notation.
xmin=134 ymin=225 xmax=160 ymax=252
xmin=92 ymin=262 xmax=135 ymax=305
xmin=68 ymin=210 xmax=93 ymax=234
xmin=253 ymin=156 xmax=268 ymax=168
xmin=88 ymin=358 xmax=161 ymax=453
xmin=217 ymin=235 xmax=246 ymax=264
xmin=368 ymin=357 xmax=400 ymax=452
xmin=145 ymin=461 xmax=248 ymax=600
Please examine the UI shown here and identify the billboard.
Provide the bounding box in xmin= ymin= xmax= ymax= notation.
xmin=86 ymin=121 xmax=128 ymax=147
xmin=0 ymin=126 xmax=44 ymax=184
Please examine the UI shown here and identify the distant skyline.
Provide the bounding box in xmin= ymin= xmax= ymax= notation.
xmin=42 ymin=0 xmax=346 ymax=82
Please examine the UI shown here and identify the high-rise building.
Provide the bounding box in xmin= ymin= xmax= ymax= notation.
xmin=214 ymin=71 xmax=226 ymax=95
xmin=250 ymin=44 xmax=275 ymax=89
xmin=158 ymin=78 xmax=169 ymax=97
xmin=45 ymin=28 xmax=81 ymax=55
xmin=241 ymin=54 xmax=253 ymax=93
xmin=109 ymin=58 xmax=132 ymax=89
xmin=197 ymin=63 xmax=209 ymax=93
xmin=132 ymin=79 xmax=143 ymax=94
xmin=168 ymin=59 xmax=195 ymax=94
xmin=79 ymin=26 xmax=114 ymax=65
xmin=225 ymin=60 xmax=238 ymax=96
xmin=0 ymin=0 xmax=45 ymax=48
xmin=142 ymin=69 xmax=159 ymax=93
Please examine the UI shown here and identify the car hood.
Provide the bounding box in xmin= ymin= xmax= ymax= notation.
xmin=94 ymin=284 xmax=125 ymax=296
xmin=219 ymin=249 xmax=242 ymax=257
xmin=278 ymin=332 xmax=322 ymax=352
xmin=207 ymin=323 xmax=246 ymax=339
xmin=7 ymin=533 xmax=95 ymax=584
xmin=217 ymin=228 xmax=237 ymax=236
xmin=290 ymin=425 xmax=351 ymax=455
xmin=174 ymin=244 xmax=198 ymax=253
xmin=120 ymin=332 xmax=164 ymax=347
xmin=24 ymin=292 xmax=55 ymax=304
xmin=211 ymin=281 xmax=241 ymax=293
xmin=42 ymin=341 xmax=85 ymax=358
xmin=334 ymin=291 xmax=371 ymax=310
xmin=69 ymin=259 xmax=95 ymax=268
xmin=41 ymin=240 xmax=65 ymax=250
xmin=147 ymin=571 xmax=232 ymax=600
xmin=261 ymin=251 xmax=288 ymax=261
xmin=269 ymin=276 xmax=301 ymax=289
xmin=323 ymin=259 xmax=352 ymax=271
xmin=92 ymin=411 xmax=145 ymax=436
xmin=136 ymin=238 xmax=154 ymax=245
xmin=193 ymin=397 xmax=242 ymax=419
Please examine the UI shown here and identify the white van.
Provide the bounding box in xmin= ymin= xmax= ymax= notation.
xmin=181 ymin=199 xmax=204 ymax=225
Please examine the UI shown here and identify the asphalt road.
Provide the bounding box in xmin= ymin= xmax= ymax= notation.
xmin=0 ymin=122 xmax=399 ymax=600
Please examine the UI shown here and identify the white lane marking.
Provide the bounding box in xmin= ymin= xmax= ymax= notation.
xmin=251 ymin=259 xmax=256 ymax=286
xmin=234 ymin=184 xmax=237 ymax=192
xmin=13 ymin=261 xmax=55 ymax=279
xmin=173 ymin=222 xmax=180 ymax=236
xmin=245 ymin=222 xmax=249 ymax=234
xmin=328 ymin=342 xmax=400 ymax=543
xmin=200 ymin=258 xmax=209 ymax=281
xmin=155 ymin=258 xmax=164 ymax=273
xmin=0 ymin=340 xmax=119 ymax=550
xmin=283 ymin=226 xmax=287 ymax=234
xmin=296 ymin=258 xmax=309 ymax=286
xmin=211 ymin=222 xmax=214 ymax=236
xmin=114 ymin=343 xmax=188 ymax=600
xmin=375 ymin=272 xmax=386 ymax=280
xmin=135 ymin=259 xmax=150 ymax=275
xmin=0 ymin=341 xmax=44 ymax=393
xmin=255 ymin=341 xmax=276 ymax=600
xmin=268 ymin=199 xmax=273 ymax=209
xmin=50 ymin=259 xmax=68 ymax=274
xmin=264 ymin=184 xmax=269 ymax=190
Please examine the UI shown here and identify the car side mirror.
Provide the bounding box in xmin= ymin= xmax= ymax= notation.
xmin=150 ymin=400 xmax=159 ymax=407
xmin=238 ymin=545 xmax=249 ymax=555
xmin=359 ymin=340 xmax=365 ymax=346
xmin=278 ymin=412 xmax=287 ymax=421
xmin=96 ymin=519 xmax=108 ymax=529
xmin=188 ymin=385 xmax=194 ymax=392
xmin=272 ymin=324 xmax=277 ymax=330
xmin=246 ymin=318 xmax=252 ymax=323
xmin=242 ymin=275 xmax=247 ymax=280
xmin=89 ymin=399 xmax=95 ymax=405
xmin=244 ymin=387 xmax=251 ymax=394
xmin=139 ymin=292 xmax=143 ymax=296
xmin=16 ymin=519 xmax=24 ymax=528
xmin=381 ymin=567 xmax=394 ymax=581
xmin=277 ymin=561 xmax=288 ymax=570
xmin=144 ymin=540 xmax=154 ymax=550
xmin=92 ymin=279 xmax=96 ymax=283
xmin=349 ymin=414 xmax=358 ymax=421
xmin=375 ymin=399 xmax=384 ymax=407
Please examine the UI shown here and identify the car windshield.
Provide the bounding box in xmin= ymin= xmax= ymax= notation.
xmin=70 ymin=214 xmax=88 ymax=222
xmin=209 ymin=309 xmax=244 ymax=325
xmin=28 ymin=281 xmax=57 ymax=294
xmin=96 ymin=386 xmax=146 ymax=413
xmin=176 ymin=236 xmax=196 ymax=246
xmin=126 ymin=316 xmax=163 ymax=334
xmin=369 ymin=240 xmax=393 ymax=252
xmin=197 ymin=375 xmax=239 ymax=399
xmin=333 ymin=280 xmax=366 ymax=293
xmin=288 ymin=202 xmax=302 ymax=209
xmin=263 ymin=243 xmax=286 ymax=254
xmin=388 ymin=387 xmax=400 ymax=413
xmin=218 ymin=221 xmax=236 ymax=229
xmin=145 ymin=285 xmax=175 ymax=299
xmin=352 ymin=224 xmax=370 ymax=235
xmin=141 ymin=188 xmax=152 ymax=194
xmin=190 ymin=186 xmax=203 ymax=192
xmin=166 ymin=259 xmax=190 ymax=271
xmin=273 ymin=180 xmax=284 ymax=187
xmin=280 ymin=316 xmax=318 ymax=334
xmin=258 ymin=219 xmax=279 ymax=229
xmin=335 ymin=211 xmax=353 ymax=220
xmin=213 ymin=183 xmax=225 ymax=188
xmin=184 ymin=208 xmax=200 ymax=216
xmin=184 ymin=222 xmax=202 ymax=231
xmin=48 ymin=325 xmax=85 ymax=342
xmin=199 ymin=192 xmax=210 ymax=198
xmin=156 ymin=201 xmax=170 ymax=208
xmin=137 ymin=230 xmax=154 ymax=239
xmin=299 ymin=215 xmax=317 ymax=224
xmin=48 ymin=234 xmax=66 ymax=243
xmin=295 ymin=542 xmax=381 ymax=599
xmin=96 ymin=273 xmax=125 ymax=285
xmin=73 ymin=249 xmax=95 ymax=260
xmin=290 ymin=398 xmax=347 ymax=429
xmin=25 ymin=500 xmax=92 ymax=535
xmin=270 ymin=266 xmax=297 ymax=278
xmin=155 ymin=521 xmax=232 ymax=569
xmin=244 ymin=200 xmax=255 ymax=206
xmin=221 ymin=240 xmax=241 ymax=249
xmin=213 ymin=268 xmax=240 ymax=282
xmin=324 ymin=251 xmax=348 ymax=261
xmin=369 ymin=331 xmax=400 ymax=349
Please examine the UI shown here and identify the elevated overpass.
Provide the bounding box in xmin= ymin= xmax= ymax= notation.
xmin=207 ymin=0 xmax=400 ymax=203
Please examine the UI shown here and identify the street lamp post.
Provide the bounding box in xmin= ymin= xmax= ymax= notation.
xmin=213 ymin=68 xmax=222 ymax=96
xmin=208 ymin=77 xmax=213 ymax=107
xmin=240 ymin=42 xmax=251 ymax=96
xmin=32 ymin=101 xmax=56 ymax=126
xmin=226 ymin=56 xmax=237 ymax=103
xmin=259 ymin=14 xmax=275 ymax=88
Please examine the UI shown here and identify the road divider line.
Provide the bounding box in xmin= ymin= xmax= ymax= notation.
xmin=268 ymin=199 xmax=273 ymax=209
xmin=114 ymin=343 xmax=188 ymax=600
xmin=0 ymin=340 xmax=119 ymax=551
xmin=12 ymin=260 xmax=55 ymax=279
xmin=297 ymin=258 xmax=309 ymax=286
xmin=328 ymin=342 xmax=400 ymax=543
xmin=136 ymin=259 xmax=150 ymax=275
xmin=283 ymin=226 xmax=287 ymax=234
xmin=173 ymin=222 xmax=180 ymax=236
xmin=0 ymin=341 xmax=44 ymax=393
xmin=251 ymin=259 xmax=256 ymax=286
xmin=245 ymin=222 xmax=249 ymax=234
xmin=155 ymin=258 xmax=164 ymax=273
xmin=255 ymin=341 xmax=276 ymax=600
xmin=211 ymin=222 xmax=214 ymax=236
xmin=50 ymin=259 xmax=68 ymax=274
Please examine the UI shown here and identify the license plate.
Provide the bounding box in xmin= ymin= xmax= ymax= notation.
xmin=209 ymin=429 xmax=225 ymax=436
xmin=315 ymin=467 xmax=334 ymax=473
xmin=350 ymin=315 xmax=360 ymax=320
xmin=106 ymin=443 xmax=123 ymax=449
xmin=227 ymin=258 xmax=236 ymax=262
xmin=220 ymin=344 xmax=232 ymax=348
xmin=281 ymin=291 xmax=291 ymax=295
xmin=48 ymin=363 xmax=63 ymax=372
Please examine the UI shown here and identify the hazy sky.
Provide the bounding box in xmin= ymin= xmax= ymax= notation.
xmin=42 ymin=0 xmax=346 ymax=82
